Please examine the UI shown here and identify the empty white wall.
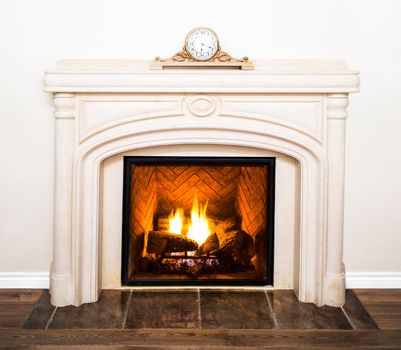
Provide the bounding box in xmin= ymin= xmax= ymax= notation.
xmin=1 ymin=0 xmax=400 ymax=285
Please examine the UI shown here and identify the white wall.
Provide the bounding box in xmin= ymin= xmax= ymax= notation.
xmin=1 ymin=0 xmax=400 ymax=285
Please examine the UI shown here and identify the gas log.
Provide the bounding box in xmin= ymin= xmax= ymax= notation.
xmin=213 ymin=229 xmax=256 ymax=267
xmin=146 ymin=215 xmax=256 ymax=274
xmin=197 ymin=233 xmax=220 ymax=254
xmin=146 ymin=230 xmax=198 ymax=255
xmin=198 ymin=227 xmax=256 ymax=268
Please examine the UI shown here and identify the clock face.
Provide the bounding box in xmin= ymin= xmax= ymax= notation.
xmin=185 ymin=28 xmax=219 ymax=61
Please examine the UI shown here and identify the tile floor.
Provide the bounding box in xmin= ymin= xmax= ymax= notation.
xmin=20 ymin=289 xmax=379 ymax=330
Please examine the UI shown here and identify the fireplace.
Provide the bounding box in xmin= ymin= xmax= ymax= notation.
xmin=44 ymin=59 xmax=359 ymax=307
xmin=122 ymin=157 xmax=275 ymax=286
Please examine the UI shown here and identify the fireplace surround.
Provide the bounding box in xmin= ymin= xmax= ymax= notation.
xmin=44 ymin=59 xmax=359 ymax=307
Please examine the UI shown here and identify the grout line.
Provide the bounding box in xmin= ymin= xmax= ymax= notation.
xmin=122 ymin=289 xmax=133 ymax=329
xmin=45 ymin=306 xmax=58 ymax=330
xmin=265 ymin=290 xmax=278 ymax=329
xmin=197 ymin=288 xmax=202 ymax=329
xmin=341 ymin=305 xmax=356 ymax=330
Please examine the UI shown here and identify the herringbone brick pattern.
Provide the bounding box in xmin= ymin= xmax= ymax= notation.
xmin=130 ymin=164 xmax=268 ymax=238
xmin=236 ymin=165 xmax=268 ymax=277
xmin=130 ymin=165 xmax=158 ymax=274
xmin=156 ymin=166 xmax=242 ymax=218
xmin=236 ymin=166 xmax=267 ymax=239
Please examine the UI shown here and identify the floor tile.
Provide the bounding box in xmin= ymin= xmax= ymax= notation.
xmin=49 ymin=290 xmax=130 ymax=329
xmin=125 ymin=290 xmax=199 ymax=329
xmin=200 ymin=290 xmax=274 ymax=329
xmin=343 ymin=290 xmax=378 ymax=329
xmin=23 ymin=290 xmax=55 ymax=329
xmin=269 ymin=290 xmax=352 ymax=330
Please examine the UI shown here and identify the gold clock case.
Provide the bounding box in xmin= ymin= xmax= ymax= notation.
xmin=151 ymin=28 xmax=254 ymax=70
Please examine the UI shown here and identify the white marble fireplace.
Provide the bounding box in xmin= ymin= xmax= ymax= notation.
xmin=44 ymin=60 xmax=359 ymax=307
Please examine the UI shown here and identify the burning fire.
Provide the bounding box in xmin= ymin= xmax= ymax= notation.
xmin=168 ymin=208 xmax=184 ymax=235
xmin=187 ymin=195 xmax=210 ymax=246
xmin=168 ymin=194 xmax=211 ymax=246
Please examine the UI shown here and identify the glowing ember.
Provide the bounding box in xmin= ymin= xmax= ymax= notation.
xmin=168 ymin=208 xmax=184 ymax=235
xmin=168 ymin=194 xmax=211 ymax=246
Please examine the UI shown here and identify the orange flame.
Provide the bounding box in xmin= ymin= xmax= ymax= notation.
xmin=187 ymin=194 xmax=210 ymax=246
xmin=168 ymin=208 xmax=184 ymax=235
xmin=168 ymin=194 xmax=210 ymax=246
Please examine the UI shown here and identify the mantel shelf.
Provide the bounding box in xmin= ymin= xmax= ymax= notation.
xmin=44 ymin=59 xmax=359 ymax=94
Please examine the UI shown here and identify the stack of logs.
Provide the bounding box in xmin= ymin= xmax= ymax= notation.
xmin=141 ymin=217 xmax=256 ymax=276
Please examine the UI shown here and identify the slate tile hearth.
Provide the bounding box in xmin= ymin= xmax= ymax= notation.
xmin=48 ymin=290 xmax=130 ymax=329
xmin=16 ymin=289 xmax=384 ymax=331
xmin=269 ymin=290 xmax=353 ymax=330
xmin=200 ymin=290 xmax=274 ymax=329
xmin=126 ymin=290 xmax=199 ymax=329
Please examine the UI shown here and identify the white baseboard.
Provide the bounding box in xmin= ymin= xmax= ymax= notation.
xmin=346 ymin=272 xmax=401 ymax=289
xmin=0 ymin=272 xmax=50 ymax=289
xmin=0 ymin=271 xmax=400 ymax=289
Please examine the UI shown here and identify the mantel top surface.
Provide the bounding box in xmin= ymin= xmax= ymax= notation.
xmin=44 ymin=59 xmax=359 ymax=94
xmin=49 ymin=59 xmax=355 ymax=73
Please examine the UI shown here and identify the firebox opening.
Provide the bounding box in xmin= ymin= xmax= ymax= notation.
xmin=121 ymin=157 xmax=275 ymax=286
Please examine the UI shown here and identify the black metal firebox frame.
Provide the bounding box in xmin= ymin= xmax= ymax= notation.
xmin=121 ymin=156 xmax=276 ymax=287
